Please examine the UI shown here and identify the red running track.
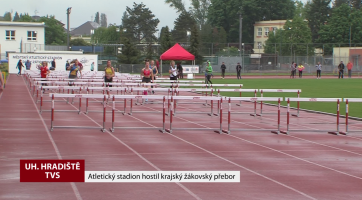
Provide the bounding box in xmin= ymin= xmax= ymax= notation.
xmin=1 ymin=75 xmax=362 ymax=200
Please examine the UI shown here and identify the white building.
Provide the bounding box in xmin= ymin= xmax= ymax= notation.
xmin=0 ymin=21 xmax=45 ymax=59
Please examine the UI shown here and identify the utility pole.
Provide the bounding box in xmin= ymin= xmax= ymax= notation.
xmin=239 ymin=7 xmax=243 ymax=59
xmin=349 ymin=0 xmax=352 ymax=47
xmin=66 ymin=7 xmax=72 ymax=51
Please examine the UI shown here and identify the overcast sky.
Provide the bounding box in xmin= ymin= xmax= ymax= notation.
xmin=2 ymin=0 xmax=308 ymax=32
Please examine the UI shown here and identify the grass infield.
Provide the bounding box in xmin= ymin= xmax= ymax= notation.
xmin=199 ymin=78 xmax=362 ymax=118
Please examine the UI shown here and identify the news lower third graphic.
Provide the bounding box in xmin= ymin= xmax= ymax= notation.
xmin=20 ymin=160 xmax=240 ymax=183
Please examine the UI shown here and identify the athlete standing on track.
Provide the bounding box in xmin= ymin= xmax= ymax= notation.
xmin=150 ymin=60 xmax=158 ymax=94
xmin=104 ymin=60 xmax=115 ymax=87
xmin=297 ymin=63 xmax=305 ymax=78
xmin=141 ymin=60 xmax=154 ymax=102
xmin=205 ymin=62 xmax=213 ymax=85
xmin=169 ymin=60 xmax=178 ymax=81
xmin=38 ymin=61 xmax=50 ymax=87
xmin=69 ymin=59 xmax=81 ymax=85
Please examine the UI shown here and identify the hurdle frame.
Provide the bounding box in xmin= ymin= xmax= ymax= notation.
xmin=259 ymin=89 xmax=302 ymax=117
xmin=340 ymin=98 xmax=362 ymax=135
xmin=109 ymin=95 xmax=167 ymax=133
xmin=280 ymin=97 xmax=342 ymax=135
xmin=222 ymin=97 xmax=282 ymax=134
xmin=50 ymin=94 xmax=107 ymax=132
xmin=165 ymin=96 xmax=224 ymax=134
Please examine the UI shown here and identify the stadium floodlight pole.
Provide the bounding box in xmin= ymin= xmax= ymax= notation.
xmin=66 ymin=7 xmax=72 ymax=51
xmin=349 ymin=0 xmax=352 ymax=47
xmin=239 ymin=7 xmax=243 ymax=60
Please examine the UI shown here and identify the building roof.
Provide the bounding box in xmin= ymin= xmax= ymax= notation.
xmin=0 ymin=21 xmax=45 ymax=27
xmin=254 ymin=20 xmax=288 ymax=26
xmin=71 ymin=21 xmax=101 ymax=36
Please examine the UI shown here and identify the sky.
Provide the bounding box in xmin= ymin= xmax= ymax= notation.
xmin=1 ymin=0 xmax=308 ymax=32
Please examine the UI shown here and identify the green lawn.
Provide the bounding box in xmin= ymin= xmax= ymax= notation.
xmin=205 ymin=78 xmax=362 ymax=118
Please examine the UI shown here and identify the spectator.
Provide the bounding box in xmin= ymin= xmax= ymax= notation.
xmin=0 ymin=69 xmax=4 ymax=90
xmin=50 ymin=59 xmax=56 ymax=70
xmin=290 ymin=62 xmax=296 ymax=79
xmin=25 ymin=60 xmax=31 ymax=70
xmin=338 ymin=61 xmax=345 ymax=79
xmin=347 ymin=61 xmax=353 ymax=78
xmin=315 ymin=62 xmax=322 ymax=79
xmin=65 ymin=61 xmax=70 ymax=71
xmin=177 ymin=63 xmax=183 ymax=79
xmin=221 ymin=62 xmax=226 ymax=79
xmin=16 ymin=59 xmax=24 ymax=76
xmin=236 ymin=63 xmax=242 ymax=79
xmin=297 ymin=63 xmax=305 ymax=78
xmin=91 ymin=62 xmax=95 ymax=71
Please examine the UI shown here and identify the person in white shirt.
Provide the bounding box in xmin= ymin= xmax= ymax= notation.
xmin=315 ymin=62 xmax=322 ymax=79
xmin=169 ymin=60 xmax=178 ymax=81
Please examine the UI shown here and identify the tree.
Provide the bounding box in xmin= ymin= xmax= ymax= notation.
xmin=3 ymin=12 xmax=12 ymax=21
xmin=18 ymin=13 xmax=33 ymax=22
xmin=13 ymin=12 xmax=20 ymax=21
xmin=118 ymin=37 xmax=139 ymax=64
xmin=160 ymin=26 xmax=173 ymax=54
xmin=208 ymin=0 xmax=295 ymax=43
xmin=305 ymin=0 xmax=332 ymax=42
xmin=351 ymin=0 xmax=362 ymax=9
xmin=317 ymin=3 xmax=352 ymax=54
xmin=333 ymin=0 xmax=348 ymax=7
xmin=189 ymin=24 xmax=202 ymax=64
xmin=165 ymin=0 xmax=211 ymax=28
xmin=38 ymin=16 xmax=67 ymax=45
xmin=100 ymin=13 xmax=107 ymax=27
xmin=145 ymin=43 xmax=155 ymax=60
xmin=70 ymin=38 xmax=91 ymax=46
xmin=94 ymin=12 xmax=100 ymax=24
xmin=172 ymin=12 xmax=196 ymax=43
xmin=122 ymin=2 xmax=160 ymax=43
xmin=264 ymin=16 xmax=314 ymax=56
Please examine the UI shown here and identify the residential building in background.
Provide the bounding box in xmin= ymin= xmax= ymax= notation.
xmin=0 ymin=21 xmax=45 ymax=59
xmin=253 ymin=20 xmax=287 ymax=54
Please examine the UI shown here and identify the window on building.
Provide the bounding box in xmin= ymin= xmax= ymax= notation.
xmin=257 ymin=42 xmax=262 ymax=49
xmin=264 ymin=27 xmax=269 ymax=36
xmin=6 ymin=30 xmax=15 ymax=40
xmin=257 ymin=28 xmax=262 ymax=36
xmin=272 ymin=27 xmax=278 ymax=34
xmin=27 ymin=31 xmax=37 ymax=41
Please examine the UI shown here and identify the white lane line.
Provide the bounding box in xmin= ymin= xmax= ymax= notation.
xmin=23 ymin=77 xmax=83 ymax=200
xmin=63 ymin=98 xmax=202 ymax=200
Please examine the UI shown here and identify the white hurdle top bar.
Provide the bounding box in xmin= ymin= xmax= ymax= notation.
xmin=287 ymin=98 xmax=342 ymax=102
xmin=260 ymin=89 xmax=301 ymax=93
xmin=344 ymin=98 xmax=362 ymax=102
xmin=48 ymin=93 xmax=106 ymax=99
xmin=228 ymin=97 xmax=283 ymax=102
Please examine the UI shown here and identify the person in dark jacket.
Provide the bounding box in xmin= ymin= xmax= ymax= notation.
xmin=338 ymin=61 xmax=345 ymax=79
xmin=236 ymin=63 xmax=242 ymax=79
xmin=221 ymin=62 xmax=226 ymax=79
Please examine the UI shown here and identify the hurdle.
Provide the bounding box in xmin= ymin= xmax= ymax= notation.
xmin=259 ymin=89 xmax=301 ymax=117
xmin=172 ymin=94 xmax=220 ymax=116
xmin=280 ymin=98 xmax=342 ymax=135
xmin=216 ymin=89 xmax=257 ymax=107
xmin=165 ymin=96 xmax=223 ymax=134
xmin=221 ymin=97 xmax=282 ymax=134
xmin=110 ymin=95 xmax=167 ymax=133
xmin=49 ymin=94 xmax=107 ymax=132
xmin=38 ymin=86 xmax=83 ymax=113
xmin=340 ymin=98 xmax=362 ymax=135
